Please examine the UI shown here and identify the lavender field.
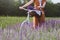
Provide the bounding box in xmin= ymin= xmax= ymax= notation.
xmin=0 ymin=17 xmax=60 ymax=40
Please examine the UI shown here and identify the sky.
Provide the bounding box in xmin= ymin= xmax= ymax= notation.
xmin=20 ymin=0 xmax=60 ymax=4
xmin=52 ymin=0 xmax=60 ymax=3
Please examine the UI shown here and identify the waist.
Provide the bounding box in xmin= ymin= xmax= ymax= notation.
xmin=34 ymin=6 xmax=44 ymax=11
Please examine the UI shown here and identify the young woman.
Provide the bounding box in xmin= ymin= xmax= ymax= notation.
xmin=19 ymin=0 xmax=46 ymax=29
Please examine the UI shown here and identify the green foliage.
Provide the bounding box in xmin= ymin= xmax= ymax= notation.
xmin=0 ymin=0 xmax=60 ymax=17
xmin=45 ymin=2 xmax=60 ymax=17
xmin=0 ymin=16 xmax=21 ymax=29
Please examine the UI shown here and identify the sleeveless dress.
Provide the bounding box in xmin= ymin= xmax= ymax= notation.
xmin=33 ymin=0 xmax=46 ymax=27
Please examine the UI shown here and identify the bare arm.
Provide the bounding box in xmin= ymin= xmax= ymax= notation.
xmin=22 ymin=0 xmax=34 ymax=8
xmin=19 ymin=0 xmax=34 ymax=9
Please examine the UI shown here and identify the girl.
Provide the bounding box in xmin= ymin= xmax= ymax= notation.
xmin=19 ymin=0 xmax=46 ymax=29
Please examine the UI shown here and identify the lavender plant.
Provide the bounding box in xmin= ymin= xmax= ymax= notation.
xmin=0 ymin=20 xmax=60 ymax=40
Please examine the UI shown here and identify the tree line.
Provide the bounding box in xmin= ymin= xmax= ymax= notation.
xmin=0 ymin=0 xmax=60 ymax=17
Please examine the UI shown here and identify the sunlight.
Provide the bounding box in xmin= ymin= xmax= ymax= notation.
xmin=52 ymin=0 xmax=60 ymax=3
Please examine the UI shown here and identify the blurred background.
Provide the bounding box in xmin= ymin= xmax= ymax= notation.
xmin=0 ymin=0 xmax=60 ymax=17
xmin=0 ymin=0 xmax=60 ymax=40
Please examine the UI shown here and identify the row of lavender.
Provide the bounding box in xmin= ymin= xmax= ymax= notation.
xmin=0 ymin=20 xmax=60 ymax=40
